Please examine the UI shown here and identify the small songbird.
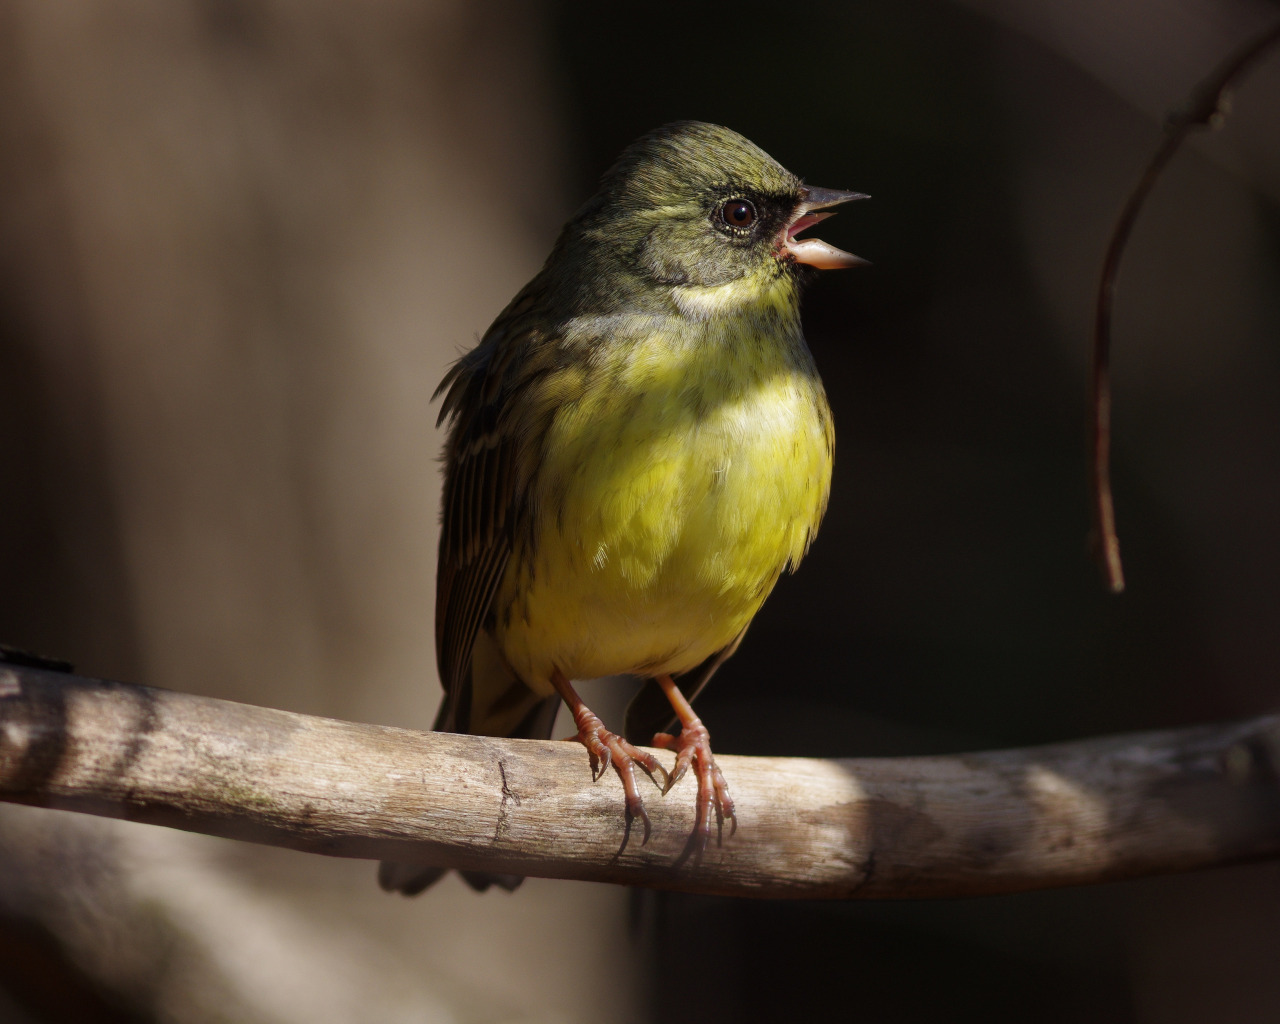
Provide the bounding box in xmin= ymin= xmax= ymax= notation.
xmin=379 ymin=121 xmax=865 ymax=894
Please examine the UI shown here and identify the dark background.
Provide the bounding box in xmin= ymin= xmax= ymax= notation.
xmin=1 ymin=1 xmax=1279 ymax=1021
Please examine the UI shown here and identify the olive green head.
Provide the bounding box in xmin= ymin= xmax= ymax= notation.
xmin=548 ymin=121 xmax=865 ymax=305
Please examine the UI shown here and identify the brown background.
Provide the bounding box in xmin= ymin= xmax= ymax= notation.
xmin=1 ymin=0 xmax=1279 ymax=1021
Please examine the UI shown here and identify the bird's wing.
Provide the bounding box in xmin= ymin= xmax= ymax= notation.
xmin=433 ymin=294 xmax=560 ymax=720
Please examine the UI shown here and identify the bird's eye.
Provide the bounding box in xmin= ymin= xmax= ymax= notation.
xmin=720 ymin=198 xmax=756 ymax=229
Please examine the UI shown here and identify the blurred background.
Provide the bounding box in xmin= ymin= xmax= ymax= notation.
xmin=1 ymin=0 xmax=1279 ymax=1021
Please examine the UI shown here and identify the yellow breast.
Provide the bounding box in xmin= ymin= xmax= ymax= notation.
xmin=493 ymin=276 xmax=833 ymax=694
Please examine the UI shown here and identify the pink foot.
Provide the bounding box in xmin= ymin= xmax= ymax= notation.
xmin=653 ymin=716 xmax=736 ymax=853
xmin=565 ymin=702 xmax=668 ymax=840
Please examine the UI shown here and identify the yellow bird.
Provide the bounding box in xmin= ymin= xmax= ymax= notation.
xmin=380 ymin=121 xmax=865 ymax=894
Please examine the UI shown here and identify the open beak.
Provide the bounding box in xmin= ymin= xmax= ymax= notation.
xmin=782 ymin=186 xmax=869 ymax=270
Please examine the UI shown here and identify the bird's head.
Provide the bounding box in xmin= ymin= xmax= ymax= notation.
xmin=563 ymin=122 xmax=866 ymax=302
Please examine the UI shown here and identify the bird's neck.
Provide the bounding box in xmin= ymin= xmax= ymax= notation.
xmin=668 ymin=268 xmax=800 ymax=325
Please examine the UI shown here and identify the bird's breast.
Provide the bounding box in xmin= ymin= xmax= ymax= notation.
xmin=494 ymin=303 xmax=833 ymax=691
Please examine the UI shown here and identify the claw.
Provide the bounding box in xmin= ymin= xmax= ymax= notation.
xmin=650 ymin=732 xmax=683 ymax=791
xmin=650 ymin=693 xmax=735 ymax=858
xmin=550 ymin=670 xmax=665 ymax=842
xmin=548 ymin=669 xmax=732 ymax=856
xmin=623 ymin=778 xmax=653 ymax=844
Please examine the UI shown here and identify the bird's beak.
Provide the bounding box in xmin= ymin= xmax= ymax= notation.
xmin=782 ymin=186 xmax=869 ymax=270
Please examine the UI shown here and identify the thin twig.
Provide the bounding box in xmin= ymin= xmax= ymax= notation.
xmin=1089 ymin=20 xmax=1280 ymax=592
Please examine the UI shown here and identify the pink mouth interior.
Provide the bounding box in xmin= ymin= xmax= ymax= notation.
xmin=786 ymin=211 xmax=833 ymax=240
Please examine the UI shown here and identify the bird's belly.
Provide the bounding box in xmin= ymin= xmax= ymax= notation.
xmin=493 ymin=363 xmax=832 ymax=693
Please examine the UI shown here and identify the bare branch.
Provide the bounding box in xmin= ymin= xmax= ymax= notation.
xmin=1089 ymin=19 xmax=1280 ymax=593
xmin=2 ymin=664 xmax=1279 ymax=899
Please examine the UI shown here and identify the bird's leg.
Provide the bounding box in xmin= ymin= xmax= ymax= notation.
xmin=650 ymin=674 xmax=736 ymax=848
xmin=550 ymin=668 xmax=668 ymax=838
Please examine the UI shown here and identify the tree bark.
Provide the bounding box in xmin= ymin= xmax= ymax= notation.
xmin=2 ymin=663 xmax=1279 ymax=899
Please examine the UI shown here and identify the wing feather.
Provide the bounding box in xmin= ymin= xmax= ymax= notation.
xmin=433 ymin=297 xmax=564 ymax=707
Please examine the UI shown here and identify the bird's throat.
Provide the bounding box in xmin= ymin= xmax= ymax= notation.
xmin=669 ymin=269 xmax=798 ymax=322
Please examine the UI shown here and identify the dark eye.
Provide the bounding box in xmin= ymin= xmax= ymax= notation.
xmin=720 ymin=198 xmax=756 ymax=228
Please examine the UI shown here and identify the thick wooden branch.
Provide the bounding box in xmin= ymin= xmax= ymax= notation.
xmin=2 ymin=663 xmax=1279 ymax=898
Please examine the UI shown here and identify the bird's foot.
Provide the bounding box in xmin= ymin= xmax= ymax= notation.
xmin=652 ymin=716 xmax=736 ymax=853
xmin=565 ymin=703 xmax=668 ymax=841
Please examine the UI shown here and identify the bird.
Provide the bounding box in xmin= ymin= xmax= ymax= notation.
xmin=379 ymin=121 xmax=865 ymax=895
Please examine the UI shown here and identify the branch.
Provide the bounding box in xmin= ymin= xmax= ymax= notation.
xmin=1089 ymin=19 xmax=1280 ymax=593
xmin=2 ymin=663 xmax=1279 ymax=899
